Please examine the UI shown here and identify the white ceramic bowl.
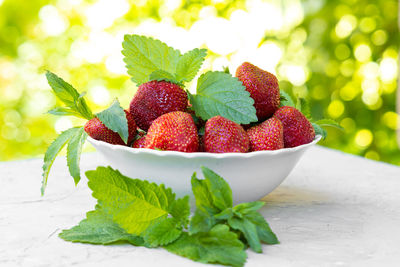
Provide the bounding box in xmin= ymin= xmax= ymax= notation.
xmin=88 ymin=135 xmax=321 ymax=204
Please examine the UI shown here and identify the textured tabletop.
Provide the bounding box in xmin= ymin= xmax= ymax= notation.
xmin=1 ymin=146 xmax=400 ymax=267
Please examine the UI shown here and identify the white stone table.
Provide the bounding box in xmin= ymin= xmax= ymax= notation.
xmin=1 ymin=146 xmax=400 ymax=267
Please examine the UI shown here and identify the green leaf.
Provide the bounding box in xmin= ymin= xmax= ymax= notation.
xmin=201 ymin=166 xmax=233 ymax=211
xmin=148 ymin=69 xmax=180 ymax=85
xmin=296 ymin=98 xmax=311 ymax=119
xmin=280 ymin=90 xmax=295 ymax=107
xmin=96 ymin=99 xmax=129 ymax=144
xmin=233 ymin=201 xmax=265 ymax=215
xmin=191 ymin=172 xmax=217 ymax=213
xmin=122 ymin=34 xmax=181 ymax=85
xmin=189 ymin=209 xmax=217 ymax=235
xmin=41 ymin=127 xmax=81 ymax=195
xmin=315 ymin=119 xmax=344 ymax=130
xmin=165 ymin=224 xmax=247 ymax=267
xmin=142 ymin=217 xmax=182 ymax=247
xmin=244 ymin=211 xmax=279 ymax=245
xmin=312 ymin=122 xmax=327 ymax=139
xmin=213 ymin=208 xmax=234 ymax=220
xmin=47 ymin=107 xmax=83 ymax=118
xmin=169 ymin=195 xmax=190 ymax=227
xmin=190 ymin=71 xmax=258 ymax=124
xmin=228 ymin=216 xmax=262 ymax=253
xmin=46 ymin=71 xmax=80 ymax=107
xmin=66 ymin=127 xmax=87 ymax=185
xmin=59 ymin=205 xmax=144 ymax=246
xmin=175 ymin=48 xmax=207 ymax=83
xmin=46 ymin=71 xmax=93 ymax=120
xmin=86 ymin=166 xmax=177 ymax=235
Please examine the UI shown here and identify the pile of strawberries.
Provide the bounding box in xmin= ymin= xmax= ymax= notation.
xmin=84 ymin=62 xmax=315 ymax=153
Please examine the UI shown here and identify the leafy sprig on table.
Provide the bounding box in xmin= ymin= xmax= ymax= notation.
xmin=59 ymin=166 xmax=278 ymax=267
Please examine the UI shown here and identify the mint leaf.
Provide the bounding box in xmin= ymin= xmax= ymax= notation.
xmin=46 ymin=71 xmax=93 ymax=120
xmin=41 ymin=127 xmax=81 ymax=195
xmin=201 ymin=166 xmax=232 ymax=211
xmin=233 ymin=201 xmax=265 ymax=215
xmin=169 ymin=195 xmax=190 ymax=227
xmin=66 ymin=127 xmax=87 ymax=185
xmin=312 ymin=122 xmax=327 ymax=139
xmin=175 ymin=48 xmax=207 ymax=83
xmin=244 ymin=211 xmax=279 ymax=245
xmin=142 ymin=217 xmax=182 ymax=247
xmin=296 ymin=98 xmax=311 ymax=119
xmin=122 ymin=34 xmax=181 ymax=85
xmin=189 ymin=209 xmax=217 ymax=235
xmin=314 ymin=119 xmax=344 ymax=130
xmin=191 ymin=172 xmax=218 ymax=213
xmin=228 ymin=217 xmax=261 ymax=253
xmin=149 ymin=69 xmax=180 ymax=85
xmin=86 ymin=166 xmax=177 ymax=235
xmin=59 ymin=205 xmax=144 ymax=246
xmin=280 ymin=90 xmax=295 ymax=107
xmin=190 ymin=71 xmax=258 ymax=124
xmin=165 ymin=224 xmax=247 ymax=267
xmin=96 ymin=99 xmax=129 ymax=144
xmin=48 ymin=107 xmax=82 ymax=117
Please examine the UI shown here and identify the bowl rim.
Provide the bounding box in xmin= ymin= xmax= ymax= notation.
xmin=87 ymin=135 xmax=321 ymax=159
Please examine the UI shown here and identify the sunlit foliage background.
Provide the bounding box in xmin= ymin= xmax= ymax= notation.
xmin=0 ymin=0 xmax=399 ymax=165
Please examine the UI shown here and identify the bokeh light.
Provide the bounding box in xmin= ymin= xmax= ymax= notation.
xmin=0 ymin=0 xmax=398 ymax=165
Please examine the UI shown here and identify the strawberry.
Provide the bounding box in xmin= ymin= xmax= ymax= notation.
xmin=236 ymin=62 xmax=280 ymax=120
xmin=129 ymin=80 xmax=188 ymax=131
xmin=132 ymin=131 xmax=147 ymax=148
xmin=84 ymin=110 xmax=137 ymax=145
xmin=273 ymin=106 xmax=315 ymax=148
xmin=145 ymin=111 xmax=199 ymax=152
xmin=204 ymin=116 xmax=249 ymax=153
xmin=247 ymin=117 xmax=284 ymax=151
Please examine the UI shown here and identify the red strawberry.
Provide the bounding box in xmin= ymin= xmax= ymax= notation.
xmin=204 ymin=116 xmax=249 ymax=153
xmin=129 ymin=80 xmax=188 ymax=131
xmin=145 ymin=111 xmax=199 ymax=152
xmin=132 ymin=135 xmax=147 ymax=148
xmin=132 ymin=131 xmax=147 ymax=148
xmin=84 ymin=110 xmax=137 ymax=145
xmin=236 ymin=62 xmax=280 ymax=120
xmin=273 ymin=106 xmax=315 ymax=148
xmin=247 ymin=117 xmax=284 ymax=151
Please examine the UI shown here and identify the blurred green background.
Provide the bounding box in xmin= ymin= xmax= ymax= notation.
xmin=0 ymin=0 xmax=399 ymax=164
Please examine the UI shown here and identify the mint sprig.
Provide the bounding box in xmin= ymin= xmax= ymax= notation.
xmin=60 ymin=166 xmax=278 ymax=266
xmin=190 ymin=71 xmax=258 ymax=124
xmin=46 ymin=71 xmax=94 ymax=120
xmin=43 ymin=72 xmax=131 ymax=194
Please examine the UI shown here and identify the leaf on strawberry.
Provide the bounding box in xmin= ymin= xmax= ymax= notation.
xmin=86 ymin=166 xmax=185 ymax=236
xmin=175 ymin=48 xmax=207 ymax=83
xmin=46 ymin=71 xmax=93 ymax=120
xmin=122 ymin=34 xmax=181 ymax=85
xmin=190 ymin=71 xmax=258 ymax=124
xmin=165 ymin=224 xmax=247 ymax=267
xmin=314 ymin=119 xmax=344 ymax=130
xmin=312 ymin=122 xmax=327 ymax=139
xmin=41 ymin=127 xmax=82 ymax=195
xmin=59 ymin=204 xmax=144 ymax=246
xmin=148 ymin=69 xmax=180 ymax=85
xmin=96 ymin=99 xmax=129 ymax=144
xmin=279 ymin=90 xmax=295 ymax=107
xmin=296 ymin=97 xmax=311 ymax=119
xmin=66 ymin=127 xmax=87 ymax=185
